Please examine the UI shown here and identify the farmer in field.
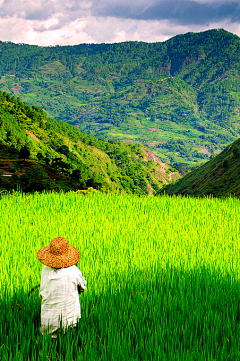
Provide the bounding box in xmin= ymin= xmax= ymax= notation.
xmin=37 ymin=237 xmax=87 ymax=338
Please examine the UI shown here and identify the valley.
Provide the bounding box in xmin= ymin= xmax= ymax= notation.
xmin=0 ymin=28 xmax=239 ymax=167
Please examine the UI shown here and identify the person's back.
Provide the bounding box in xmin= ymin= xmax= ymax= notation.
xmin=37 ymin=237 xmax=87 ymax=338
xmin=40 ymin=265 xmax=86 ymax=336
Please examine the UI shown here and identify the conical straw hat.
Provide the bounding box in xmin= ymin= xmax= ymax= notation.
xmin=37 ymin=237 xmax=80 ymax=268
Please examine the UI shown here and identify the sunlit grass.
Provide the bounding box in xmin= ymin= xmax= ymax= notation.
xmin=0 ymin=191 xmax=239 ymax=360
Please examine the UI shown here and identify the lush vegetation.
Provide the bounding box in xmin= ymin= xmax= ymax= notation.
xmin=0 ymin=91 xmax=179 ymax=194
xmin=160 ymin=136 xmax=240 ymax=197
xmin=0 ymin=191 xmax=239 ymax=360
xmin=0 ymin=29 xmax=239 ymax=166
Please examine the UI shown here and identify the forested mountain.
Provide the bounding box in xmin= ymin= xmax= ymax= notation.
xmin=0 ymin=92 xmax=179 ymax=194
xmin=160 ymin=137 xmax=240 ymax=197
xmin=0 ymin=29 xmax=239 ymax=167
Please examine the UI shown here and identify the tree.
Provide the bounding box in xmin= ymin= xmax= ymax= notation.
xmin=37 ymin=152 xmax=44 ymax=161
xmin=19 ymin=146 xmax=30 ymax=160
xmin=51 ymin=158 xmax=70 ymax=174
xmin=71 ymin=169 xmax=81 ymax=181
xmin=57 ymin=145 xmax=70 ymax=158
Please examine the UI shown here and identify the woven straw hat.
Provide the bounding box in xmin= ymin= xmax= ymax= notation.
xmin=37 ymin=237 xmax=80 ymax=268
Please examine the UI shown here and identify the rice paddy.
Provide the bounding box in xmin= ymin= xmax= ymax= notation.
xmin=0 ymin=191 xmax=239 ymax=360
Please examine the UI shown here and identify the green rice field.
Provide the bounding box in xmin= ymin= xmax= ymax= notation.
xmin=0 ymin=191 xmax=240 ymax=360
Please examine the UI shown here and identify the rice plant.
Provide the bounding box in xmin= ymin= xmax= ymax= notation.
xmin=0 ymin=191 xmax=239 ymax=360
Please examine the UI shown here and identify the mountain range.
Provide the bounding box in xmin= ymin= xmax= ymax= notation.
xmin=0 ymin=28 xmax=239 ymax=168
xmin=160 ymin=137 xmax=240 ymax=197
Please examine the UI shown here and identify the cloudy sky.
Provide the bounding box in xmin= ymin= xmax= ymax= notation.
xmin=0 ymin=0 xmax=240 ymax=45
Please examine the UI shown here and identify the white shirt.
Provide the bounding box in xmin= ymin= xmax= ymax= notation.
xmin=39 ymin=265 xmax=87 ymax=335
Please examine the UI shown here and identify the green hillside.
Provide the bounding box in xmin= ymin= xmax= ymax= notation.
xmin=0 ymin=91 xmax=179 ymax=194
xmin=0 ymin=29 xmax=239 ymax=167
xmin=160 ymin=137 xmax=240 ymax=197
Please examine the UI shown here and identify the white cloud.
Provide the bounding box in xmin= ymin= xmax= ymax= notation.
xmin=0 ymin=16 xmax=94 ymax=45
xmin=43 ymin=18 xmax=59 ymax=29
xmin=113 ymin=30 xmax=127 ymax=43
xmin=0 ymin=0 xmax=239 ymax=45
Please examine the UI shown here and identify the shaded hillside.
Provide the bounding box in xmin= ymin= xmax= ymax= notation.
xmin=0 ymin=143 xmax=81 ymax=193
xmin=0 ymin=92 xmax=179 ymax=194
xmin=0 ymin=29 xmax=239 ymax=166
xmin=160 ymin=138 xmax=240 ymax=197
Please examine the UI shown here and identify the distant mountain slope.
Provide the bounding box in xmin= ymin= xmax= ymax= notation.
xmin=160 ymin=138 xmax=240 ymax=197
xmin=0 ymin=29 xmax=239 ymax=167
xmin=0 ymin=92 xmax=179 ymax=194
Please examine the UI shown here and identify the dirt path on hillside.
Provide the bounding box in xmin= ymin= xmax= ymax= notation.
xmin=143 ymin=148 xmax=164 ymax=164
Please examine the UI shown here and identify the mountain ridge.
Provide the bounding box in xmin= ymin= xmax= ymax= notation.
xmin=159 ymin=137 xmax=240 ymax=197
xmin=0 ymin=28 xmax=239 ymax=167
xmin=0 ymin=91 xmax=179 ymax=194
